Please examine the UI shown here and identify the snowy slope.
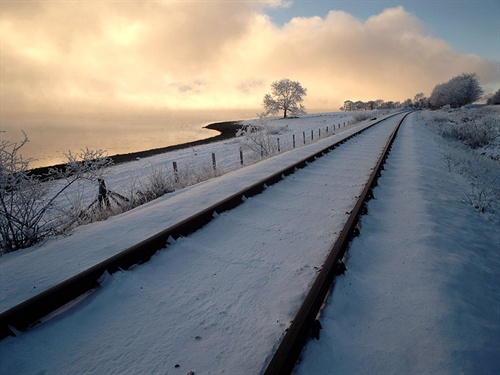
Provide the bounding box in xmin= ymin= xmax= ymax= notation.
xmin=0 ymin=116 xmax=402 ymax=374
xmin=295 ymin=113 xmax=500 ymax=374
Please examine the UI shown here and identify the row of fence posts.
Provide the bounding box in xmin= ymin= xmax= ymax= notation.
xmin=170 ymin=121 xmax=350 ymax=182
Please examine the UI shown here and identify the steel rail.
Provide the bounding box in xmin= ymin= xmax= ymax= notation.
xmin=263 ymin=112 xmax=411 ymax=375
xmin=0 ymin=112 xmax=406 ymax=340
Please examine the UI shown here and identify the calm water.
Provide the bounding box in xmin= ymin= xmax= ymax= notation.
xmin=1 ymin=109 xmax=255 ymax=168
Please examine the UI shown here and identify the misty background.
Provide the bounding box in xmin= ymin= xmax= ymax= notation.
xmin=1 ymin=1 xmax=499 ymax=166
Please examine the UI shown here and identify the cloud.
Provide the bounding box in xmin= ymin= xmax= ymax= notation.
xmin=1 ymin=2 xmax=498 ymax=116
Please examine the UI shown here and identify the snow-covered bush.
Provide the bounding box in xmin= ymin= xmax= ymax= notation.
xmin=0 ymin=132 xmax=113 ymax=253
xmin=129 ymin=165 xmax=175 ymax=206
xmin=425 ymin=108 xmax=499 ymax=149
xmin=237 ymin=123 xmax=280 ymax=160
xmin=174 ymin=161 xmax=221 ymax=187
xmin=429 ymin=73 xmax=483 ymax=109
xmin=352 ymin=112 xmax=375 ymax=123
xmin=486 ymin=89 xmax=500 ymax=105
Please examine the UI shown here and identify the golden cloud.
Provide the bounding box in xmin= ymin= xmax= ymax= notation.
xmin=1 ymin=1 xmax=498 ymax=115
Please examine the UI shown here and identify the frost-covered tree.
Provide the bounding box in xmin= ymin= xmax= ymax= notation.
xmin=0 ymin=131 xmax=112 ymax=253
xmin=487 ymin=89 xmax=500 ymax=105
xmin=413 ymin=93 xmax=427 ymax=109
xmin=429 ymin=73 xmax=483 ymax=109
xmin=263 ymin=79 xmax=307 ymax=118
xmin=341 ymin=100 xmax=354 ymax=111
xmin=402 ymin=98 xmax=413 ymax=108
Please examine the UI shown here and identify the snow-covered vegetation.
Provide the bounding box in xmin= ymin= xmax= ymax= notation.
xmin=487 ymin=88 xmax=500 ymax=105
xmin=342 ymin=73 xmax=490 ymax=112
xmin=262 ymin=78 xmax=307 ymax=118
xmin=429 ymin=73 xmax=483 ymax=109
xmin=419 ymin=105 xmax=499 ymax=215
xmin=0 ymin=133 xmax=112 ymax=253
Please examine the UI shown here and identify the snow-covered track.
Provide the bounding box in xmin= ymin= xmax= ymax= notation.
xmin=264 ymin=112 xmax=411 ymax=375
xmin=0 ymin=112 xmax=408 ymax=340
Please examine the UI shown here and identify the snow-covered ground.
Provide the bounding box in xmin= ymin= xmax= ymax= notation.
xmin=0 ymin=113 xmax=402 ymax=374
xmin=295 ymin=112 xmax=500 ymax=374
xmin=0 ymin=110 xmax=498 ymax=374
xmin=0 ymin=112 xmax=385 ymax=313
xmin=53 ymin=111 xmax=360 ymax=205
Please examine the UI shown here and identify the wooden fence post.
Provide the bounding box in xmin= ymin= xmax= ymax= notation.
xmin=293 ymin=134 xmax=296 ymax=148
xmin=173 ymin=161 xmax=179 ymax=183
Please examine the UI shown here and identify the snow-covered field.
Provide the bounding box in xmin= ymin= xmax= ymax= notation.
xmin=1 ymin=109 xmax=498 ymax=374
xmin=58 ymin=111 xmax=360 ymax=204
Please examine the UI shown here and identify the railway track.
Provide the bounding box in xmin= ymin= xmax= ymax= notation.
xmin=0 ymin=112 xmax=410 ymax=374
xmin=263 ymin=112 xmax=410 ymax=374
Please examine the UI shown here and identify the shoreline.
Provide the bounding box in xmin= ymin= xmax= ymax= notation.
xmin=29 ymin=120 xmax=244 ymax=177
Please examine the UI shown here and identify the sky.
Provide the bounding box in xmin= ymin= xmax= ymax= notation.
xmin=1 ymin=0 xmax=499 ymax=117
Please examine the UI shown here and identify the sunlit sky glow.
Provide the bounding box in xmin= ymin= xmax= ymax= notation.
xmin=1 ymin=0 xmax=499 ymax=116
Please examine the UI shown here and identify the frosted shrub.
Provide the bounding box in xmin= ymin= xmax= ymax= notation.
xmin=131 ymin=165 xmax=175 ymax=205
xmin=441 ymin=114 xmax=498 ymax=149
xmin=422 ymin=108 xmax=499 ymax=150
xmin=352 ymin=112 xmax=373 ymax=123
xmin=237 ymin=124 xmax=279 ymax=159
xmin=0 ymin=132 xmax=112 ymax=253
xmin=168 ymin=161 xmax=220 ymax=189
xmin=440 ymin=144 xmax=499 ymax=214
xmin=420 ymin=107 xmax=500 ymax=216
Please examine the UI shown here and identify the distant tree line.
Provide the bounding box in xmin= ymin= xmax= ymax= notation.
xmin=341 ymin=73 xmax=499 ymax=112
xmin=340 ymin=97 xmax=420 ymax=112
xmin=263 ymin=73 xmax=497 ymax=116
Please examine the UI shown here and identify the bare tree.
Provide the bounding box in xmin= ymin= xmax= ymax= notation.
xmin=263 ymin=78 xmax=307 ymax=118
xmin=0 ymin=131 xmax=112 ymax=253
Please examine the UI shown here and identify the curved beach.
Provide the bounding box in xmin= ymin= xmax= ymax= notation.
xmin=29 ymin=120 xmax=244 ymax=176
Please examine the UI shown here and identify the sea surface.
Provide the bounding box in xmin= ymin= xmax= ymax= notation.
xmin=1 ymin=109 xmax=256 ymax=168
